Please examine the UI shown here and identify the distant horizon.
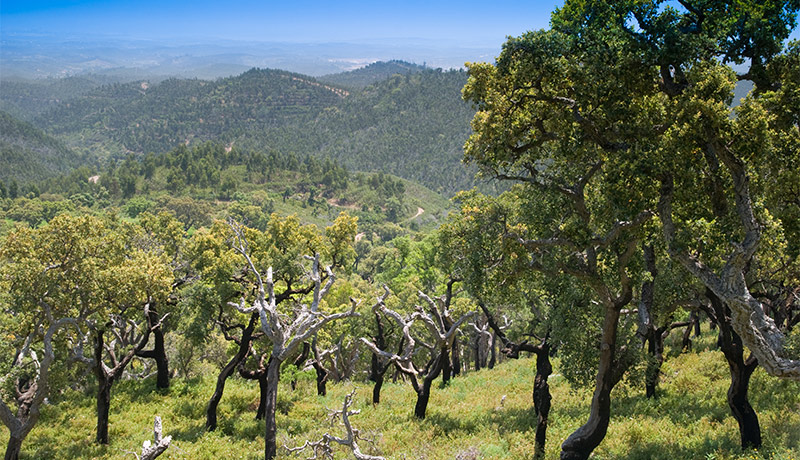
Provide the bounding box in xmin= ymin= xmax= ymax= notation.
xmin=0 ymin=31 xmax=504 ymax=79
xmin=2 ymin=1 xmax=798 ymax=80
xmin=0 ymin=0 xmax=561 ymax=49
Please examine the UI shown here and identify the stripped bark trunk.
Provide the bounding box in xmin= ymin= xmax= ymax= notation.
xmin=704 ymin=290 xmax=762 ymax=449
xmin=639 ymin=244 xmax=659 ymax=398
xmin=95 ymin=377 xmax=111 ymax=444
xmin=681 ymin=312 xmax=695 ymax=351
xmin=441 ymin=347 xmax=452 ymax=385
xmin=533 ymin=341 xmax=552 ymax=460
xmin=473 ymin=335 xmax=482 ymax=371
xmin=206 ymin=312 xmax=258 ymax=431
xmin=4 ymin=436 xmax=22 ymax=460
xmin=413 ymin=354 xmax=443 ymax=419
xmin=136 ymin=306 xmax=170 ymax=389
xmin=93 ymin=330 xmax=112 ymax=444
xmin=560 ymin=304 xmax=623 ymax=460
xmin=644 ymin=328 xmax=662 ymax=398
xmin=477 ymin=298 xmax=553 ymax=457
xmin=290 ymin=342 xmax=310 ymax=391
xmin=694 ymin=310 xmax=702 ymax=337
xmin=94 ymin=322 xmax=153 ymax=445
xmin=311 ymin=338 xmax=329 ymax=396
xmin=452 ymin=337 xmax=462 ymax=377
xmin=370 ymin=337 xmax=402 ymax=405
xmin=264 ymin=358 xmax=281 ymax=460
xmin=488 ymin=333 xmax=497 ymax=369
xmin=237 ymin=352 xmax=269 ymax=420
xmin=256 ymin=372 xmax=268 ymax=420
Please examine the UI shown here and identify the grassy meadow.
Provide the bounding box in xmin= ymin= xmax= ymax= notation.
xmin=4 ymin=333 xmax=800 ymax=460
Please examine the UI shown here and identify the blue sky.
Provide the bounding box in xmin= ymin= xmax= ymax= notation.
xmin=2 ymin=0 xmax=797 ymax=58
xmin=0 ymin=0 xmax=562 ymax=47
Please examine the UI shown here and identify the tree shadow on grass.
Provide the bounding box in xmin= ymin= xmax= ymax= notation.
xmin=610 ymin=434 xmax=741 ymax=460
xmin=488 ymin=406 xmax=537 ymax=434
xmin=420 ymin=411 xmax=484 ymax=435
xmin=26 ymin=435 xmax=107 ymax=460
xmin=170 ymin=421 xmax=208 ymax=443
xmin=611 ymin=390 xmax=728 ymax=427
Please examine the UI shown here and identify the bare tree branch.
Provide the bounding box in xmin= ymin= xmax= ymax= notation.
xmin=285 ymin=390 xmax=384 ymax=460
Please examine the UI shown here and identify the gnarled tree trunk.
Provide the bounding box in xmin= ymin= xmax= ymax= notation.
xmin=311 ymin=339 xmax=330 ymax=396
xmin=95 ymin=378 xmax=111 ymax=444
xmin=206 ymin=312 xmax=257 ymax=431
xmin=136 ymin=306 xmax=170 ymax=389
xmin=413 ymin=354 xmax=443 ymax=419
xmin=451 ymin=337 xmax=462 ymax=377
xmin=533 ymin=341 xmax=552 ymax=460
xmin=264 ymin=357 xmax=282 ymax=460
xmin=238 ymin=352 xmax=269 ymax=420
xmin=289 ymin=342 xmax=310 ymax=391
xmin=705 ymin=290 xmax=761 ymax=449
xmin=4 ymin=436 xmax=22 ymax=460
xmin=94 ymin=323 xmax=153 ymax=445
xmin=560 ymin=305 xmax=624 ymax=460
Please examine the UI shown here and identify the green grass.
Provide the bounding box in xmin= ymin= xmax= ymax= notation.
xmin=3 ymin=345 xmax=800 ymax=460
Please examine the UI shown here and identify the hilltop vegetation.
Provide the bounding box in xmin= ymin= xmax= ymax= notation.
xmin=0 ymin=75 xmax=113 ymax=121
xmin=318 ymin=60 xmax=427 ymax=90
xmin=257 ymin=68 xmax=479 ymax=195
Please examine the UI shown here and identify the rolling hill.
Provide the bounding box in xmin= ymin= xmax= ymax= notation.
xmin=318 ymin=60 xmax=427 ymax=90
xmin=0 ymin=111 xmax=85 ymax=183
xmin=12 ymin=64 xmax=480 ymax=195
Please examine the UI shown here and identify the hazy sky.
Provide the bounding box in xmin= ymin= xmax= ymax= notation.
xmin=1 ymin=0 xmax=563 ymax=47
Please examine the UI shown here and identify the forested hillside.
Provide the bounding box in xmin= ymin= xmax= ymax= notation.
xmin=0 ymin=111 xmax=86 ymax=183
xmin=3 ymin=65 xmax=479 ymax=194
xmin=318 ymin=60 xmax=427 ymax=89
xmin=296 ymin=69 xmax=480 ymax=195
xmin=33 ymin=68 xmax=348 ymax=159
xmin=0 ymin=75 xmax=113 ymax=121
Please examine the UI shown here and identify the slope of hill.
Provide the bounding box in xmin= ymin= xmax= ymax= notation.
xmin=0 ymin=75 xmax=113 ymax=121
xmin=19 ymin=65 xmax=479 ymax=195
xmin=0 ymin=111 xmax=85 ymax=183
xmin=296 ymin=69 xmax=480 ymax=195
xmin=33 ymin=68 xmax=349 ymax=159
xmin=14 ymin=142 xmax=450 ymax=237
xmin=318 ymin=60 xmax=427 ymax=90
xmin=3 ymin=338 xmax=798 ymax=460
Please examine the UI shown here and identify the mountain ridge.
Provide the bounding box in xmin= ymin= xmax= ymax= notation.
xmin=6 ymin=63 xmax=480 ymax=195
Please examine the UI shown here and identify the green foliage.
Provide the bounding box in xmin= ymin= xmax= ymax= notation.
xmin=290 ymin=69 xmax=482 ymax=195
xmin=34 ymin=69 xmax=343 ymax=159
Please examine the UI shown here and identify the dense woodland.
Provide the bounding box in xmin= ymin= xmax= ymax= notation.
xmin=1 ymin=62 xmax=479 ymax=196
xmin=2 ymin=1 xmax=800 ymax=460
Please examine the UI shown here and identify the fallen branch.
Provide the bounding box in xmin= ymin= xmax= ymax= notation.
xmin=285 ymin=390 xmax=384 ymax=460
xmin=132 ymin=416 xmax=171 ymax=460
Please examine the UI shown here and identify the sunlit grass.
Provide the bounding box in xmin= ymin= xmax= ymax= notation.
xmin=2 ymin=343 xmax=799 ymax=459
